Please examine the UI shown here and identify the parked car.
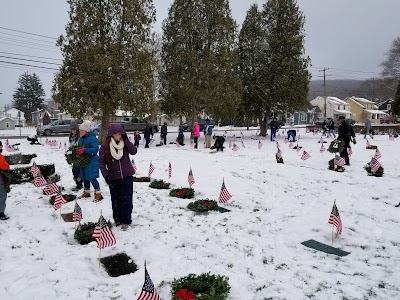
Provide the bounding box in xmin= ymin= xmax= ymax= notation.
xmin=314 ymin=118 xmax=329 ymax=125
xmin=180 ymin=120 xmax=213 ymax=132
xmin=36 ymin=119 xmax=83 ymax=136
xmin=380 ymin=115 xmax=398 ymax=124
xmin=90 ymin=120 xmax=159 ymax=133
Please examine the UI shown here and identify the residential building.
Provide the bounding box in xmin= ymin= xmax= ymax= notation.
xmin=344 ymin=97 xmax=386 ymax=124
xmin=0 ymin=117 xmax=15 ymax=130
xmin=310 ymin=96 xmax=352 ymax=120
xmin=377 ymin=98 xmax=394 ymax=114
xmin=3 ymin=108 xmax=25 ymax=127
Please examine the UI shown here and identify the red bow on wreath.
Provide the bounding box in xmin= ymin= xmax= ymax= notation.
xmin=202 ymin=201 xmax=210 ymax=206
xmin=175 ymin=289 xmax=195 ymax=300
xmin=177 ymin=189 xmax=186 ymax=196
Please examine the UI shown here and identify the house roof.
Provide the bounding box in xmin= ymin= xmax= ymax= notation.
xmin=333 ymin=109 xmax=351 ymax=115
xmin=365 ymin=109 xmax=387 ymax=115
xmin=327 ymin=97 xmax=348 ymax=105
xmin=351 ymin=97 xmax=375 ymax=104
xmin=0 ymin=117 xmax=15 ymax=123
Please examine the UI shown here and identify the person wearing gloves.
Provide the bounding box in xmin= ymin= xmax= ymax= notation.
xmin=337 ymin=116 xmax=356 ymax=166
xmin=69 ymin=121 xmax=83 ymax=191
xmin=0 ymin=141 xmax=10 ymax=220
xmin=76 ymin=120 xmax=103 ymax=202
xmin=99 ymin=124 xmax=137 ymax=230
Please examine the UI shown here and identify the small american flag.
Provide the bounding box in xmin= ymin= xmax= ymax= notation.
xmin=334 ymin=155 xmax=345 ymax=167
xmin=64 ymin=142 xmax=67 ymax=150
xmin=34 ymin=176 xmax=47 ymax=187
xmin=276 ymin=148 xmax=282 ymax=159
xmin=301 ymin=150 xmax=311 ymax=160
xmin=188 ymin=168 xmax=195 ymax=187
xmin=168 ymin=162 xmax=172 ymax=178
xmin=347 ymin=147 xmax=353 ymax=156
xmin=320 ymin=144 xmax=326 ymax=153
xmin=53 ymin=190 xmax=67 ymax=210
xmin=366 ymin=139 xmax=371 ymax=147
xmin=59 ymin=142 xmax=62 ymax=149
xmin=150 ymin=138 xmax=155 ymax=145
xmin=175 ymin=141 xmax=180 ymax=148
xmin=320 ymin=137 xmax=324 ymax=143
xmin=229 ymin=140 xmax=232 ymax=148
xmin=92 ymin=215 xmax=116 ymax=249
xmin=276 ymin=141 xmax=281 ymax=149
xmin=258 ymin=140 xmax=263 ymax=150
xmin=370 ymin=157 xmax=381 ymax=173
xmin=190 ymin=139 xmax=194 ymax=148
xmin=73 ymin=202 xmax=83 ymax=222
xmin=241 ymin=132 xmax=244 ymax=138
xmin=289 ymin=141 xmax=293 ymax=148
xmin=30 ymin=163 xmax=41 ymax=177
xmin=43 ymin=182 xmax=59 ymax=195
xmin=374 ymin=149 xmax=382 ymax=159
xmin=389 ymin=134 xmax=394 ymax=141
xmin=148 ymin=162 xmax=155 ymax=177
xmin=241 ymin=140 xmax=246 ymax=148
xmin=5 ymin=139 xmax=9 ymax=146
xmin=296 ymin=145 xmax=301 ymax=152
xmin=232 ymin=143 xmax=240 ymax=151
xmin=136 ymin=267 xmax=163 ymax=300
xmin=131 ymin=159 xmax=137 ymax=173
xmin=284 ymin=138 xmax=288 ymax=144
xmin=218 ymin=179 xmax=232 ymax=203
xmin=328 ymin=202 xmax=342 ymax=235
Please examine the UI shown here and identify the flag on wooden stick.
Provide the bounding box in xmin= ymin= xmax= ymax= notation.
xmin=148 ymin=162 xmax=155 ymax=177
xmin=53 ymin=189 xmax=67 ymax=210
xmin=73 ymin=202 xmax=83 ymax=222
xmin=168 ymin=162 xmax=172 ymax=178
xmin=328 ymin=202 xmax=342 ymax=235
xmin=92 ymin=215 xmax=116 ymax=249
xmin=301 ymin=150 xmax=311 ymax=160
xmin=218 ymin=179 xmax=232 ymax=204
xmin=188 ymin=168 xmax=195 ymax=187
xmin=136 ymin=266 xmax=163 ymax=300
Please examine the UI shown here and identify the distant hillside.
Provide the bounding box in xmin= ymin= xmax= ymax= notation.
xmin=308 ymin=78 xmax=397 ymax=102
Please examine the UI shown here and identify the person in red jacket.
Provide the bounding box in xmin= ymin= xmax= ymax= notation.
xmin=0 ymin=141 xmax=10 ymax=220
xmin=193 ymin=121 xmax=200 ymax=149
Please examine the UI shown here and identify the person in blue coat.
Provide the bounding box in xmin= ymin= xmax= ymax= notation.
xmin=76 ymin=121 xmax=103 ymax=202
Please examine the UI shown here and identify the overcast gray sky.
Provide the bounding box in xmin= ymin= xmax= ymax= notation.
xmin=0 ymin=0 xmax=399 ymax=107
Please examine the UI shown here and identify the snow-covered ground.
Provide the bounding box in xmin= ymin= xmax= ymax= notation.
xmin=0 ymin=128 xmax=399 ymax=300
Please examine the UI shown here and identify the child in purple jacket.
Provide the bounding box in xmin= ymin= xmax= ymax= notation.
xmin=99 ymin=124 xmax=137 ymax=230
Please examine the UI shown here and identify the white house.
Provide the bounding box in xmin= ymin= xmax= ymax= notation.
xmin=3 ymin=108 xmax=26 ymax=127
xmin=310 ymin=96 xmax=352 ymax=120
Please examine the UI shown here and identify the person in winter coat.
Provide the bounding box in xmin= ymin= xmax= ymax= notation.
xmin=177 ymin=127 xmax=185 ymax=146
xmin=143 ymin=123 xmax=153 ymax=148
xmin=99 ymin=124 xmax=137 ymax=230
xmin=363 ymin=117 xmax=372 ymax=139
xmin=69 ymin=121 xmax=83 ymax=191
xmin=27 ymin=134 xmax=40 ymax=145
xmin=76 ymin=121 xmax=103 ymax=202
xmin=204 ymin=118 xmax=213 ymax=148
xmin=328 ymin=118 xmax=336 ymax=138
xmin=0 ymin=141 xmax=10 ymax=220
xmin=160 ymin=122 xmax=168 ymax=145
xmin=337 ymin=116 xmax=356 ymax=166
xmin=133 ymin=130 xmax=141 ymax=147
xmin=193 ymin=121 xmax=200 ymax=149
xmin=269 ymin=118 xmax=279 ymax=141
xmin=321 ymin=119 xmax=328 ymax=137
xmin=210 ymin=135 xmax=225 ymax=151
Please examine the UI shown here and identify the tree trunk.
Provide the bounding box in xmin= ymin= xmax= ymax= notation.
xmin=259 ymin=113 xmax=268 ymax=136
xmin=99 ymin=112 xmax=111 ymax=144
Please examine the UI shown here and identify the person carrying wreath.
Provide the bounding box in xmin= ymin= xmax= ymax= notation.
xmin=99 ymin=124 xmax=137 ymax=230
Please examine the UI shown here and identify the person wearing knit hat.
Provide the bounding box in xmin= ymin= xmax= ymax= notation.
xmin=76 ymin=120 xmax=103 ymax=201
xmin=69 ymin=120 xmax=82 ymax=191
xmin=0 ymin=140 xmax=10 ymax=220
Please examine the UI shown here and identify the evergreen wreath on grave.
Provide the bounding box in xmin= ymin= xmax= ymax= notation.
xmin=4 ymin=153 xmax=37 ymax=165
xmin=366 ymin=145 xmax=378 ymax=149
xmin=74 ymin=222 xmax=96 ymax=245
xmin=65 ymin=145 xmax=90 ymax=168
xmin=133 ymin=176 xmax=151 ymax=182
xmin=364 ymin=163 xmax=384 ymax=177
xmin=187 ymin=199 xmax=218 ymax=213
xmin=169 ymin=188 xmax=195 ymax=199
xmin=171 ymin=273 xmax=230 ymax=300
xmin=3 ymin=164 xmax=55 ymax=186
xmin=327 ymin=139 xmax=345 ymax=154
xmin=275 ymin=154 xmax=284 ymax=164
xmin=149 ymin=180 xmax=170 ymax=189
xmin=48 ymin=173 xmax=61 ymax=183
xmin=49 ymin=194 xmax=76 ymax=205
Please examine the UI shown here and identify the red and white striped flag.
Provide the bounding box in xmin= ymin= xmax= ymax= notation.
xmin=168 ymin=162 xmax=172 ymax=178
xmin=296 ymin=145 xmax=301 ymax=152
xmin=366 ymin=139 xmax=371 ymax=147
xmin=53 ymin=191 xmax=67 ymax=210
xmin=218 ymin=179 xmax=232 ymax=204
xmin=276 ymin=148 xmax=282 ymax=159
xmin=150 ymin=138 xmax=155 ymax=145
xmin=258 ymin=140 xmax=263 ymax=150
xmin=175 ymin=141 xmax=180 ymax=148
xmin=370 ymin=157 xmax=381 ymax=173
xmin=284 ymin=138 xmax=288 ymax=144
xmin=328 ymin=202 xmax=342 ymax=235
xmin=320 ymin=144 xmax=326 ymax=153
xmin=347 ymin=147 xmax=353 ymax=156
xmin=92 ymin=215 xmax=116 ymax=249
xmin=374 ymin=149 xmax=382 ymax=159
xmin=136 ymin=267 xmax=163 ymax=300
xmin=148 ymin=162 xmax=155 ymax=177
xmin=232 ymin=143 xmax=240 ymax=151
xmin=276 ymin=141 xmax=280 ymax=149
xmin=188 ymin=168 xmax=195 ymax=187
xmin=73 ymin=202 xmax=83 ymax=222
xmin=43 ymin=182 xmax=59 ymax=195
xmin=30 ymin=163 xmax=41 ymax=177
xmin=34 ymin=176 xmax=47 ymax=187
xmin=190 ymin=140 xmax=194 ymax=148
xmin=334 ymin=154 xmax=345 ymax=167
xmin=301 ymin=150 xmax=311 ymax=160
xmin=131 ymin=159 xmax=137 ymax=173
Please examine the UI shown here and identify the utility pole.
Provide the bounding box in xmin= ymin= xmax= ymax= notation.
xmin=319 ymin=68 xmax=330 ymax=118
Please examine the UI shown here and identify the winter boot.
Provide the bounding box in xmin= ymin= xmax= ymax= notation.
xmin=0 ymin=212 xmax=10 ymax=220
xmin=93 ymin=191 xmax=103 ymax=203
xmin=80 ymin=189 xmax=91 ymax=198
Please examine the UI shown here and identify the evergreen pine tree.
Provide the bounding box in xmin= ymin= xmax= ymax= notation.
xmin=259 ymin=0 xmax=311 ymax=135
xmin=53 ymin=0 xmax=156 ymax=138
xmin=13 ymin=72 xmax=45 ymax=124
xmin=392 ymin=80 xmax=400 ymax=116
xmin=160 ymin=0 xmax=242 ymax=122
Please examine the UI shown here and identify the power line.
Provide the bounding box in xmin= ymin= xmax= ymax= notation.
xmin=0 ymin=31 xmax=56 ymax=44
xmin=0 ymin=51 xmax=62 ymax=61
xmin=0 ymin=55 xmax=61 ymax=66
xmin=0 ymin=60 xmax=59 ymax=71
xmin=0 ymin=26 xmax=57 ymax=40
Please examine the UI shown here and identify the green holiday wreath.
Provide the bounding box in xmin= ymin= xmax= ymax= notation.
xmin=133 ymin=176 xmax=151 ymax=182
xmin=327 ymin=139 xmax=345 ymax=154
xmin=49 ymin=194 xmax=76 ymax=205
xmin=149 ymin=180 xmax=170 ymax=189
xmin=171 ymin=273 xmax=230 ymax=300
xmin=169 ymin=188 xmax=195 ymax=199
xmin=65 ymin=145 xmax=90 ymax=168
xmin=74 ymin=222 xmax=96 ymax=245
xmin=366 ymin=145 xmax=378 ymax=149
xmin=364 ymin=163 xmax=384 ymax=177
xmin=187 ymin=199 xmax=219 ymax=213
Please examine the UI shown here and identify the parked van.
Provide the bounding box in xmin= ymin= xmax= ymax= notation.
xmin=36 ymin=119 xmax=82 ymax=136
